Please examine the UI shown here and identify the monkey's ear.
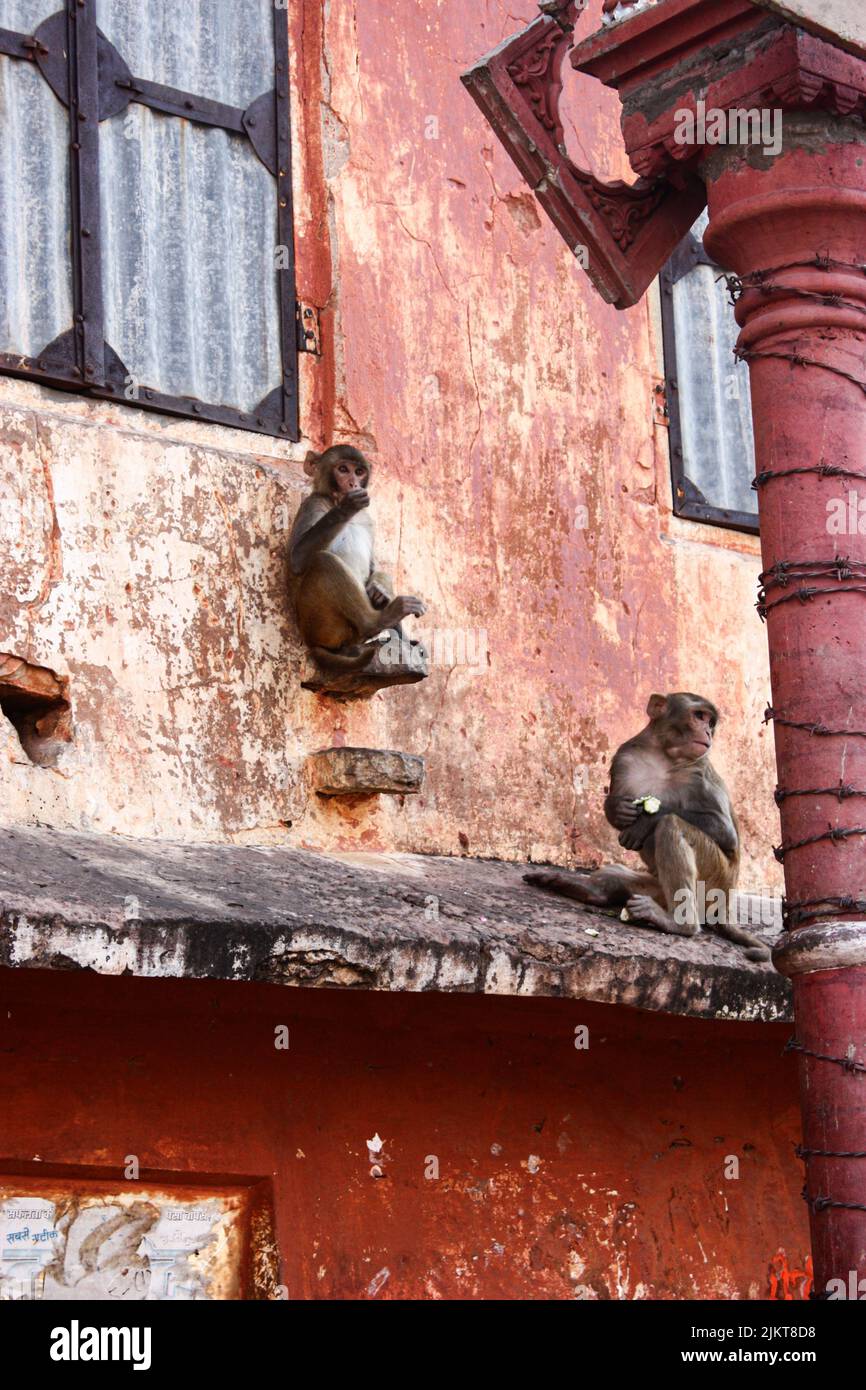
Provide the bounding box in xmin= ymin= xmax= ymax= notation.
xmin=646 ymin=693 xmax=669 ymax=720
xmin=303 ymin=451 xmax=320 ymax=477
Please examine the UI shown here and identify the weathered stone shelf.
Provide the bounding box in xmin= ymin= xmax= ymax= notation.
xmin=0 ymin=826 xmax=791 ymax=1023
xmin=308 ymin=747 xmax=425 ymax=797
xmin=300 ymin=636 xmax=429 ymax=700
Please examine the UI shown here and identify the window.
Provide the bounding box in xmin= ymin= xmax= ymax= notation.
xmin=659 ymin=212 xmax=758 ymax=534
xmin=0 ymin=0 xmax=299 ymax=438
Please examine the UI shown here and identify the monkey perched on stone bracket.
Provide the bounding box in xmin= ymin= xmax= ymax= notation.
xmin=289 ymin=445 xmax=426 ymax=672
xmin=524 ymin=692 xmax=772 ymax=961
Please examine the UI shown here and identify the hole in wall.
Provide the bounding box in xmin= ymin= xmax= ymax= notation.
xmin=0 ymin=653 xmax=72 ymax=767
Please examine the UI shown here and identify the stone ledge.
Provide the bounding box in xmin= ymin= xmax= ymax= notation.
xmin=308 ymin=747 xmax=425 ymax=796
xmin=300 ymin=636 xmax=429 ymax=699
xmin=0 ymin=825 xmax=792 ymax=1022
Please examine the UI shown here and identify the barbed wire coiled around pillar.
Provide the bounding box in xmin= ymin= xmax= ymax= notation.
xmin=764 ymin=716 xmax=866 ymax=861
xmin=758 ymin=584 xmax=866 ymax=619
xmin=783 ymin=896 xmax=866 ymax=929
xmin=723 ymin=279 xmax=866 ymax=318
xmin=775 ymin=782 xmax=866 ymax=805
xmin=744 ymin=257 xmax=866 ymax=1238
xmin=753 ymin=461 xmax=866 ymax=489
xmin=721 ymin=253 xmax=866 ymax=307
xmin=756 ymin=558 xmax=866 ymax=619
xmin=784 ymin=1037 xmax=866 ymax=1074
xmin=761 ymin=558 xmax=866 ymax=587
xmin=802 ymin=1187 xmax=866 ymax=1215
xmin=773 ymin=825 xmax=866 ymax=862
xmin=735 ymin=345 xmax=866 ymax=397
xmin=763 ymin=706 xmax=866 ymax=740
xmin=724 ymin=254 xmax=866 ymax=392
xmin=796 ymin=1145 xmax=866 ymax=1160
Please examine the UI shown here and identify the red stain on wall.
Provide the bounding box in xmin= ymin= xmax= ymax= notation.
xmin=768 ymin=1251 xmax=813 ymax=1302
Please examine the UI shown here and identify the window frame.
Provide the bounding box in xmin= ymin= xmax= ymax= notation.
xmin=0 ymin=3 xmax=301 ymax=440
xmin=659 ymin=230 xmax=759 ymax=537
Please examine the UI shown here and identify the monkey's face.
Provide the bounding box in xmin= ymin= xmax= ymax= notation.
xmin=659 ymin=696 xmax=718 ymax=764
xmin=331 ymin=458 xmax=369 ymax=497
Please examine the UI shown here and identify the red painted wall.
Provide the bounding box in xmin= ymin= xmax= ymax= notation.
xmin=1 ymin=968 xmax=807 ymax=1300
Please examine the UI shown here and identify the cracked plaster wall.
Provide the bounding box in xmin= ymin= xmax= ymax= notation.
xmin=0 ymin=0 xmax=780 ymax=887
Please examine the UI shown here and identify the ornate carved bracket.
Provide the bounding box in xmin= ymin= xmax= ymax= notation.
xmin=461 ymin=2 xmax=705 ymax=308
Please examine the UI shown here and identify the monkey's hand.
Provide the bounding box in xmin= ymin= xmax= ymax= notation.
xmin=608 ymin=799 xmax=640 ymax=829
xmin=618 ymin=813 xmax=658 ymax=852
xmin=366 ymin=579 xmax=390 ymax=609
xmin=335 ymin=488 xmax=370 ymax=517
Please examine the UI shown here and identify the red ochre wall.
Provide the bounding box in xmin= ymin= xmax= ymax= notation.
xmin=1 ymin=968 xmax=807 ymax=1300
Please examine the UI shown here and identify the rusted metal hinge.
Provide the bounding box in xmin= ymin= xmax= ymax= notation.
xmin=652 ymin=377 xmax=669 ymax=427
xmin=296 ymin=302 xmax=321 ymax=355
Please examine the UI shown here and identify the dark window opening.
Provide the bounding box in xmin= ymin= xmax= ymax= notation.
xmin=0 ymin=1 xmax=299 ymax=440
xmin=660 ymin=212 xmax=759 ymax=536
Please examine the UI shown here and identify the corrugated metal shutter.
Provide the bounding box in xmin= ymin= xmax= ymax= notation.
xmin=672 ymin=220 xmax=756 ymax=514
xmin=97 ymin=0 xmax=281 ymax=413
xmin=0 ymin=1 xmax=289 ymax=424
xmin=0 ymin=0 xmax=72 ymax=357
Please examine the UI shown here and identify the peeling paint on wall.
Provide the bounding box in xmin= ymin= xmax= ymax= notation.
xmin=0 ymin=0 xmax=781 ymax=891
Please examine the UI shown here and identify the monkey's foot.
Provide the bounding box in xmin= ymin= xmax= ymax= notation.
xmin=625 ymin=894 xmax=696 ymax=937
xmin=744 ymin=944 xmax=772 ymax=962
xmin=524 ymin=871 xmax=560 ymax=889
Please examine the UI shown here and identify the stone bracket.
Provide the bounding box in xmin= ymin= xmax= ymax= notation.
xmin=308 ymin=747 xmax=425 ymax=798
xmin=461 ymin=2 xmax=707 ymax=307
xmin=301 ymin=634 xmax=429 ymax=701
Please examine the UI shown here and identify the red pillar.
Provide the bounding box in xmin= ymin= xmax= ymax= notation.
xmin=703 ymin=122 xmax=866 ymax=1292
xmin=465 ymin=0 xmax=866 ymax=1295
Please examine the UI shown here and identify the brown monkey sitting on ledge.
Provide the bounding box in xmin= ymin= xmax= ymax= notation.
xmin=289 ymin=445 xmax=426 ymax=671
xmin=524 ymin=692 xmax=771 ymax=962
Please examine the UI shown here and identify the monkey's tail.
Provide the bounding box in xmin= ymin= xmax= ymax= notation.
xmin=310 ymin=643 xmax=378 ymax=672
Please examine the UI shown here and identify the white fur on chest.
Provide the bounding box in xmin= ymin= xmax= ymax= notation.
xmin=329 ymin=516 xmax=373 ymax=580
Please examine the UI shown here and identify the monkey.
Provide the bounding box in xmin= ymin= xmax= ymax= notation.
xmin=524 ymin=692 xmax=772 ymax=961
xmin=288 ymin=445 xmax=426 ymax=671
